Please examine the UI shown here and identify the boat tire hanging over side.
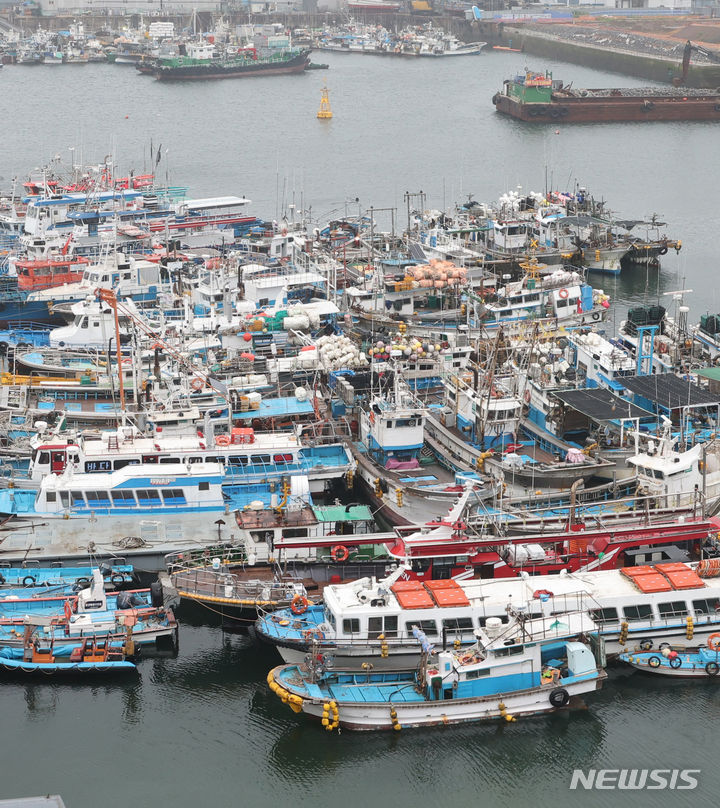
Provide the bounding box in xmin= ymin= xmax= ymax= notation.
xmin=22 ymin=575 xmax=36 ymax=587
xmin=706 ymin=662 xmax=719 ymax=676
xmin=549 ymin=688 xmax=569 ymax=707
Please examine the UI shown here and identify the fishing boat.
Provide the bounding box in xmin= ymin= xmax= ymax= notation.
xmin=0 ymin=618 xmax=137 ymax=676
xmin=619 ymin=636 xmax=720 ymax=678
xmin=0 ymin=569 xmax=178 ymax=648
xmin=267 ymin=610 xmax=606 ymax=730
xmin=152 ymin=43 xmax=311 ymax=80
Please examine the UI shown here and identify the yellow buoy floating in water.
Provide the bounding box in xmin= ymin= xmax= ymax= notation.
xmin=317 ymin=86 xmax=332 ymax=119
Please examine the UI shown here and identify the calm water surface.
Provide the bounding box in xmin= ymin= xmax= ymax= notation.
xmin=1 ymin=52 xmax=718 ymax=807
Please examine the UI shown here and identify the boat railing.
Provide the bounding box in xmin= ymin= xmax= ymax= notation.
xmin=169 ymin=565 xmax=303 ymax=603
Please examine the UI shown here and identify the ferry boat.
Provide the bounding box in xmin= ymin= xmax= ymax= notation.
xmin=0 ymin=461 xmax=281 ymax=570
xmin=256 ymin=558 xmax=720 ymax=670
xmin=493 ymin=70 xmax=720 ymax=123
xmin=268 ymin=610 xmax=606 ymax=730
xmin=18 ymin=420 xmax=355 ymax=495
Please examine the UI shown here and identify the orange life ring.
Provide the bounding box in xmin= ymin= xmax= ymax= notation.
xmin=291 ymin=594 xmax=309 ymax=615
xmin=558 ymin=288 xmax=569 ymax=299
xmin=330 ymin=545 xmax=350 ymax=562
xmin=215 ymin=434 xmax=231 ymax=446
xmin=190 ymin=377 xmax=205 ymax=391
xmin=707 ymin=632 xmax=720 ymax=652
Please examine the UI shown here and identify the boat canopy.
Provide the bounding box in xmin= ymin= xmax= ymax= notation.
xmin=553 ymin=388 xmax=652 ymax=421
xmin=622 ymin=374 xmax=720 ymax=410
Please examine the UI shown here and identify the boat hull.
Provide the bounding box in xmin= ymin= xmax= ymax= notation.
xmin=493 ymin=93 xmax=720 ymax=123
xmin=154 ymin=51 xmax=310 ymax=81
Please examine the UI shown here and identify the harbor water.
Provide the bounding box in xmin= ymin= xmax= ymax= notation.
xmin=1 ymin=50 xmax=719 ymax=806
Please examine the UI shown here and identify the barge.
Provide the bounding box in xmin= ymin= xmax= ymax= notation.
xmin=492 ymin=70 xmax=720 ymax=123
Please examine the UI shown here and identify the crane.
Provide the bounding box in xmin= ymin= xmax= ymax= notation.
xmin=676 ymin=40 xmax=720 ymax=86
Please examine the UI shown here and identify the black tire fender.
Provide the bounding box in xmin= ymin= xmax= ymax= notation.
xmin=549 ymin=688 xmax=570 ymax=708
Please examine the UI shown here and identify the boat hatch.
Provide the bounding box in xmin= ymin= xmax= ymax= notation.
xmin=392 ymin=587 xmax=435 ymax=609
xmin=391 ymin=580 xmax=424 ymax=592
xmin=627 ymin=573 xmax=673 ymax=594
xmin=661 ymin=569 xmax=705 ymax=590
xmin=424 ymin=579 xmax=470 ymax=607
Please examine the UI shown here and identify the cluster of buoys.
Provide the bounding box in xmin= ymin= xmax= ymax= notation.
xmin=267 ymin=670 xmax=304 ymax=714
xmin=322 ymin=701 xmax=340 ymax=731
xmin=369 ymin=336 xmax=445 ymax=363
xmin=316 ymin=334 xmax=369 ymax=370
xmin=593 ymin=290 xmax=611 ymax=309
xmin=403 ymin=260 xmax=467 ymax=290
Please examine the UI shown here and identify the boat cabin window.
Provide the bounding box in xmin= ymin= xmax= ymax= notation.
xmin=79 ymin=317 xmax=88 ymax=329
xmin=342 ymin=618 xmax=360 ymax=635
xmin=368 ymin=615 xmax=398 ymax=639
xmin=38 ymin=451 xmax=50 ymax=465
xmin=658 ymin=601 xmax=688 ymax=618
xmin=443 ymin=617 xmax=474 ymax=631
xmin=46 ymin=491 xmax=56 ymax=503
xmin=283 ymin=528 xmax=307 ymax=538
xmin=406 ymin=620 xmax=437 ymax=637
xmin=493 ymin=645 xmax=524 ymax=657
xmin=465 ymin=667 xmax=491 ymax=679
xmin=228 ymin=456 xmax=249 ymax=466
xmin=590 ymin=607 xmax=618 ymax=624
xmin=693 ymin=598 xmax=720 ymax=615
xmin=188 ymin=457 xmax=204 ymax=463
xmin=142 ymin=455 xmax=159 ymax=464
xmin=113 ymin=459 xmax=140 ymax=470
xmin=159 ymin=457 xmax=180 ymax=464
xmin=162 ymin=489 xmax=186 ymax=505
xmin=111 ymin=490 xmax=136 ymax=505
xmin=395 ymin=418 xmax=417 ymax=428
xmin=137 ymin=489 xmax=162 ymax=505
xmin=199 ymin=482 xmax=210 ymax=491
xmin=86 ymin=491 xmax=111 ymax=507
xmin=70 ymin=490 xmax=85 ymax=507
xmin=251 ymin=455 xmax=272 ymax=465
xmin=59 ymin=491 xmax=69 ymax=509
xmin=623 ymin=604 xmax=654 ymax=621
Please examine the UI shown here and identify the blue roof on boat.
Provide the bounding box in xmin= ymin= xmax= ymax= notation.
xmin=232 ymin=397 xmax=314 ymax=420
